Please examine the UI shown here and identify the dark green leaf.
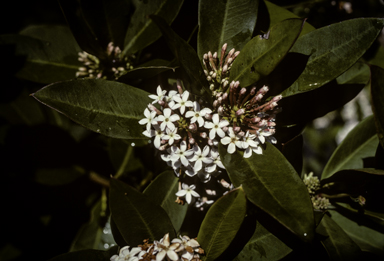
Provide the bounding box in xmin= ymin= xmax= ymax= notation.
xmin=370 ymin=65 xmax=384 ymax=148
xmin=281 ymin=134 xmax=303 ymax=176
xmin=197 ymin=188 xmax=247 ymax=261
xmin=234 ymin=221 xmax=292 ymax=261
xmin=265 ymin=0 xmax=315 ymax=36
xmin=123 ymin=0 xmax=184 ymax=56
xmin=49 ymin=246 xmax=118 ymax=261
xmin=150 ymin=15 xmax=211 ymax=101
xmin=229 ymin=18 xmax=305 ymax=87
xmin=35 ymin=165 xmax=86 ymax=186
xmin=109 ymin=179 xmax=175 ymax=246
xmin=318 ymin=214 xmax=362 ymax=261
xmin=219 ymin=143 xmax=315 ymax=242
xmin=118 ymin=64 xmax=176 ymax=83
xmin=32 ymin=79 xmax=151 ymax=139
xmin=143 ymin=171 xmax=188 ymax=233
xmin=197 ymin=0 xmax=259 ymax=59
xmin=321 ymin=116 xmax=379 ymax=179
xmin=108 ymin=139 xmax=143 ymax=175
xmin=283 ymin=18 xmax=384 ymax=97
xmin=0 ymin=34 xmax=81 ymax=83
xmin=368 ymin=45 xmax=384 ymax=70
xmin=336 ymin=62 xmax=370 ymax=85
xmin=329 ymin=210 xmax=384 ymax=258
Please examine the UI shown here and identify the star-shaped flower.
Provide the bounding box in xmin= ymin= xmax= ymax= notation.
xmin=241 ymin=131 xmax=262 ymax=158
xmin=112 ymin=246 xmax=142 ymax=261
xmin=205 ymin=148 xmax=225 ymax=173
xmin=149 ymin=85 xmax=167 ymax=104
xmin=156 ymin=108 xmax=180 ymax=131
xmin=189 ymin=145 xmax=213 ymax=172
xmin=172 ymin=91 xmax=193 ymax=115
xmin=220 ymin=127 xmax=242 ymax=154
xmin=154 ymin=233 xmax=180 ymax=261
xmin=162 ymin=127 xmax=181 ymax=145
xmin=169 ymin=141 xmax=194 ymax=167
xmin=175 ymin=183 xmax=200 ymax=204
xmin=138 ymin=108 xmax=157 ymax=131
xmin=185 ymin=101 xmax=212 ymax=127
xmin=204 ymin=113 xmax=229 ymax=140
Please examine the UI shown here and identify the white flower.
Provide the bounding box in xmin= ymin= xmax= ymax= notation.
xmin=169 ymin=141 xmax=194 ymax=167
xmin=149 ymin=85 xmax=167 ymax=104
xmin=175 ymin=183 xmax=200 ymax=204
xmin=165 ymin=90 xmax=178 ymax=108
xmin=172 ymin=91 xmax=193 ymax=115
xmin=115 ymin=246 xmax=142 ymax=261
xmin=172 ymin=235 xmax=200 ymax=260
xmin=258 ymin=129 xmax=273 ymax=144
xmin=220 ymin=127 xmax=242 ymax=154
xmin=204 ymin=114 xmax=229 ymax=140
xmin=154 ymin=233 xmax=180 ymax=261
xmin=153 ymin=125 xmax=165 ymax=149
xmin=205 ymin=148 xmax=225 ymax=173
xmin=242 ymin=131 xmax=262 ymax=158
xmin=189 ymin=145 xmax=213 ymax=172
xmin=138 ymin=108 xmax=157 ymax=131
xmin=162 ymin=128 xmax=181 ymax=145
xmin=156 ymin=108 xmax=180 ymax=131
xmin=185 ymin=101 xmax=212 ymax=127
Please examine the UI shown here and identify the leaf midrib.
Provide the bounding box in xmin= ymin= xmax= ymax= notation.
xmin=28 ymin=59 xmax=79 ymax=69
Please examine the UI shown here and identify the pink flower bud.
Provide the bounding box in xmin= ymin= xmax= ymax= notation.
xmin=205 ymin=113 xmax=212 ymax=120
xmin=189 ymin=123 xmax=197 ymax=132
xmin=222 ymin=126 xmax=228 ymax=132
xmin=236 ymin=108 xmax=245 ymax=116
xmin=189 ymin=137 xmax=195 ymax=144
xmin=200 ymin=132 xmax=207 ymax=139
xmin=252 ymin=117 xmax=261 ymax=123
xmin=234 ymin=126 xmax=241 ymax=133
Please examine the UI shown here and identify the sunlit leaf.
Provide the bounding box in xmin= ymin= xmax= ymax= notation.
xmin=123 ymin=0 xmax=184 ymax=56
xmin=32 ymin=79 xmax=151 ymax=139
xmin=197 ymin=0 xmax=259 ymax=59
xmin=322 ymin=116 xmax=379 ymax=179
xmin=317 ymin=214 xmax=362 ymax=260
xmin=219 ymin=143 xmax=315 ymax=242
xmin=234 ymin=221 xmax=292 ymax=261
xmin=370 ymin=65 xmax=384 ymax=148
xmin=109 ymin=179 xmax=175 ymax=246
xmin=197 ymin=188 xmax=247 ymax=261
xmin=336 ymin=62 xmax=370 ymax=85
xmin=229 ymin=18 xmax=304 ymax=87
xmin=143 ymin=171 xmax=188 ymax=233
xmin=283 ymin=18 xmax=384 ymax=97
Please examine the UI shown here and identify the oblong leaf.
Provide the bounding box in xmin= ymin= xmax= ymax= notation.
xmin=123 ymin=0 xmax=184 ymax=56
xmin=321 ymin=115 xmax=379 ymax=179
xmin=197 ymin=0 xmax=259 ymax=59
xmin=229 ymin=18 xmax=305 ymax=87
xmin=143 ymin=171 xmax=188 ymax=233
xmin=336 ymin=62 xmax=370 ymax=85
xmin=109 ymin=179 xmax=176 ymax=246
xmin=32 ymin=79 xmax=151 ymax=139
xmin=197 ymin=188 xmax=247 ymax=261
xmin=283 ymin=18 xmax=384 ymax=97
xmin=370 ymin=65 xmax=384 ymax=148
xmin=219 ymin=143 xmax=315 ymax=242
xmin=0 ymin=34 xmax=81 ymax=83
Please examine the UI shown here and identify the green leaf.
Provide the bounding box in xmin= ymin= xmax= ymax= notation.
xmin=49 ymin=246 xmax=118 ymax=261
xmin=317 ymin=214 xmax=362 ymax=261
xmin=197 ymin=0 xmax=259 ymax=59
xmin=35 ymin=165 xmax=86 ymax=186
xmin=265 ymin=0 xmax=315 ymax=36
xmin=234 ymin=221 xmax=292 ymax=261
xmin=336 ymin=62 xmax=370 ymax=85
xmin=368 ymin=45 xmax=384 ymax=70
xmin=219 ymin=143 xmax=315 ymax=242
xmin=197 ymin=188 xmax=247 ymax=261
xmin=0 ymin=34 xmax=81 ymax=84
xmin=370 ymin=65 xmax=384 ymax=148
xmin=229 ymin=18 xmax=305 ymax=87
xmin=123 ymin=0 xmax=184 ymax=56
xmin=150 ymin=15 xmax=211 ymax=101
xmin=109 ymin=179 xmax=175 ymax=246
xmin=283 ymin=18 xmax=384 ymax=97
xmin=32 ymin=79 xmax=151 ymax=139
xmin=329 ymin=210 xmax=384 ymax=257
xmin=143 ymin=171 xmax=188 ymax=233
xmin=118 ymin=64 xmax=176 ymax=83
xmin=321 ymin=116 xmax=379 ymax=179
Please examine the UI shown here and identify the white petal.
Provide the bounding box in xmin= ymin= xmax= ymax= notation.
xmin=190 ymin=190 xmax=200 ymax=197
xmin=175 ymin=190 xmax=187 ymax=197
xmin=202 ymin=145 xmax=210 ymax=156
xmin=243 ymin=148 xmax=252 ymax=158
xmin=202 ymin=157 xmax=213 ymax=164
xmin=181 ymin=156 xmax=189 ymax=166
xmin=212 ymin=113 xmax=219 ymax=124
xmin=154 ymin=136 xmax=161 ymax=148
xmin=217 ymin=161 xmax=225 ymax=169
xmin=221 ymin=137 xmax=231 ymax=145
xmin=167 ymin=250 xmax=179 ymax=261
xmin=205 ymin=164 xmax=217 ymax=173
xmin=194 ymin=160 xmax=202 ymax=171
xmin=193 ymin=101 xmax=200 ymax=111
xmin=163 ymin=108 xmax=171 ymax=117
xmin=228 ymin=143 xmax=236 ymax=154
xmin=156 ymin=250 xmax=166 ymax=261
xmin=216 ymin=128 xmax=225 ymax=138
xmin=180 ymin=141 xmax=187 ymax=151
xmin=172 ymin=103 xmax=181 ymax=110
xmin=197 ymin=117 xmax=204 ymax=127
xmin=204 ymin=121 xmax=214 ymax=129
xmin=185 ymin=111 xmax=195 ymax=118
xmin=219 ymin=120 xmax=229 ymax=128
xmin=169 ymin=114 xmax=180 ymax=122
xmin=185 ymin=101 xmax=193 ymax=107
xmin=259 ymin=135 xmax=265 ymax=144
xmin=209 ymin=129 xmax=217 ymax=140
xmin=139 ymin=118 xmax=148 ymax=125
xmin=253 ymin=146 xmax=263 ymax=154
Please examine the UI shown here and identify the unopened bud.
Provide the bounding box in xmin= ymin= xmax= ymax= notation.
xmin=222 ymin=92 xmax=228 ymax=101
xmin=258 ymin=119 xmax=267 ymax=127
xmin=158 ymin=100 xmax=165 ymax=106
xmin=234 ymin=126 xmax=241 ymax=133
xmin=260 ymin=85 xmax=269 ymax=94
xmin=189 ymin=138 xmax=195 ymax=144
xmin=189 ymin=123 xmax=197 ymax=132
xmin=212 ymin=72 xmax=217 ymax=79
xmin=204 ymin=70 xmax=208 ymax=76
xmin=200 ymin=132 xmax=207 ymax=139
xmin=207 ymin=76 xmax=212 ymax=81
xmin=223 ymin=80 xmax=229 ymax=89
xmin=209 ymin=70 xmax=214 ymax=76
xmin=213 ymin=52 xmax=217 ymax=59
xmin=222 ymin=126 xmax=229 ymax=133
xmin=210 ymin=84 xmax=215 ymax=91
xmin=218 ymin=97 xmax=222 ymax=104
xmin=234 ymin=81 xmax=240 ymax=89
xmin=208 ymin=139 xmax=213 ymax=146
xmin=227 ymin=57 xmax=233 ymax=64
xmin=222 ymin=64 xmax=228 ymax=74
xmin=252 ymin=117 xmax=261 ymax=123
xmin=203 ymin=53 xmax=208 ymax=60
xmin=205 ymin=113 xmax=212 ymax=120
xmin=240 ymin=88 xmax=247 ymax=95
xmin=218 ymin=106 xmax=224 ymax=115
xmin=213 ymin=100 xmax=218 ymax=108
xmin=148 ymin=104 xmax=162 ymax=115
xmin=272 ymin=95 xmax=282 ymax=102
xmin=238 ymin=131 xmax=245 ymax=137
xmin=250 ymin=87 xmax=257 ymax=95
xmin=159 ymin=145 xmax=167 ymax=151
xmin=268 ymin=121 xmax=276 ymax=127
xmin=236 ymin=108 xmax=245 ymax=116
xmin=233 ymin=51 xmax=240 ymax=58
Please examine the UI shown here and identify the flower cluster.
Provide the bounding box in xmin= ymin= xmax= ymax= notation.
xmin=303 ymin=172 xmax=331 ymax=210
xmin=110 ymin=233 xmax=204 ymax=261
xmin=76 ymin=42 xmax=134 ymax=80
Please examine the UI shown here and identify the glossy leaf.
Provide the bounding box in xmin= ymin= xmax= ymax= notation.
xmin=265 ymin=0 xmax=315 ymax=36
xmin=197 ymin=188 xmax=247 ymax=261
xmin=283 ymin=18 xmax=384 ymax=97
xmin=143 ymin=171 xmax=188 ymax=233
xmin=150 ymin=15 xmax=211 ymax=101
xmin=322 ymin=116 xmax=379 ymax=179
xmin=32 ymin=79 xmax=151 ymax=139
xmin=197 ymin=0 xmax=259 ymax=59
xmin=0 ymin=34 xmax=81 ymax=83
xmin=234 ymin=221 xmax=292 ymax=261
xmin=370 ymin=65 xmax=384 ymax=148
xmin=336 ymin=62 xmax=370 ymax=85
xmin=318 ymin=214 xmax=362 ymax=260
xmin=329 ymin=210 xmax=384 ymax=257
xmin=123 ymin=0 xmax=184 ymax=56
xmin=49 ymin=246 xmax=118 ymax=261
xmin=219 ymin=143 xmax=315 ymax=242
xmin=109 ymin=179 xmax=176 ymax=246
xmin=229 ymin=18 xmax=304 ymax=87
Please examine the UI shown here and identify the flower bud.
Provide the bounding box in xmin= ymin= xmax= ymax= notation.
xmin=205 ymin=113 xmax=212 ymax=120
xmin=200 ymin=132 xmax=207 ymax=139
xmin=251 ymin=117 xmax=261 ymax=123
xmin=218 ymin=106 xmax=224 ymax=115
xmin=222 ymin=126 xmax=228 ymax=133
xmin=210 ymin=84 xmax=215 ymax=91
xmin=213 ymin=100 xmax=218 ymax=108
xmin=189 ymin=123 xmax=197 ymax=132
xmin=208 ymin=139 xmax=213 ymax=146
xmin=207 ymin=76 xmax=212 ymax=81
xmin=189 ymin=137 xmax=195 ymax=144
xmin=236 ymin=108 xmax=245 ymax=116
xmin=238 ymin=131 xmax=245 ymax=137
xmin=234 ymin=126 xmax=241 ymax=133
xmin=158 ymin=100 xmax=165 ymax=106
